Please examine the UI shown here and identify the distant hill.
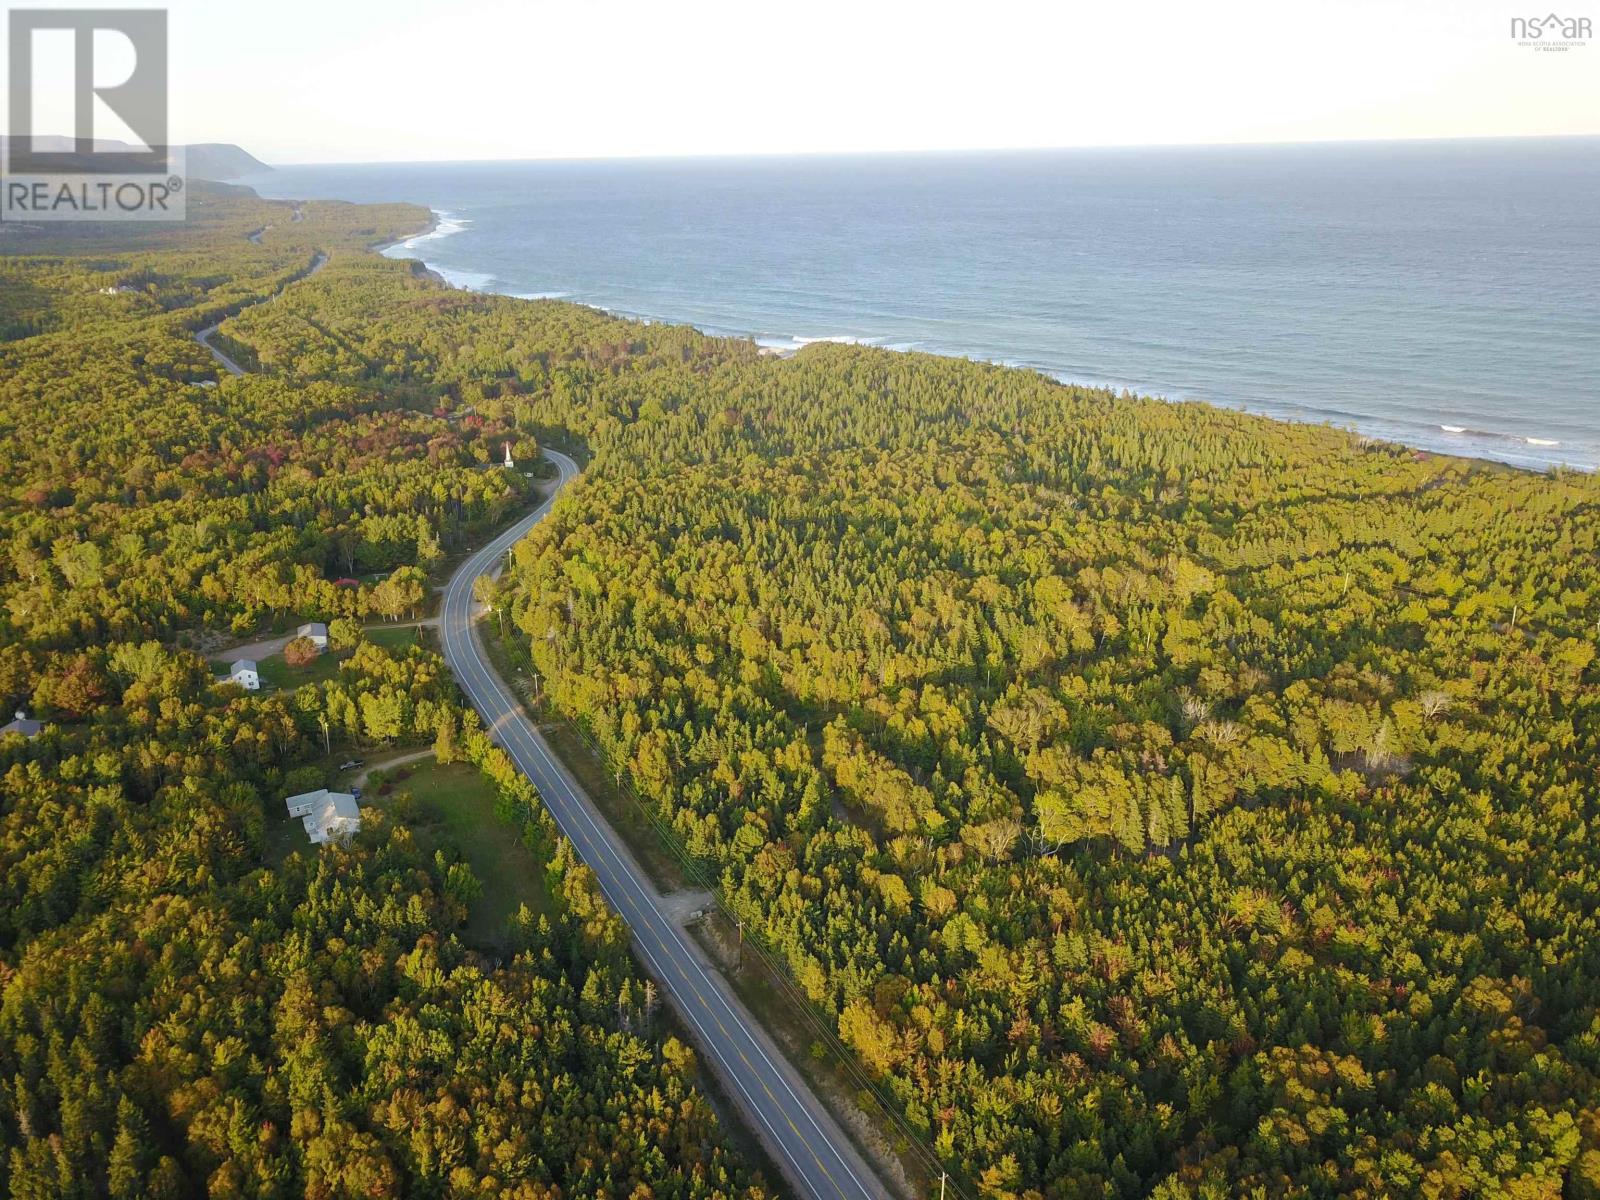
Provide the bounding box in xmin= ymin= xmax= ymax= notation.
xmin=0 ymin=137 xmax=270 ymax=181
xmin=185 ymin=143 xmax=272 ymax=180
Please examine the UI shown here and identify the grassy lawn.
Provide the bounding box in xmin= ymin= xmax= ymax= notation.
xmin=369 ymin=758 xmax=553 ymax=948
xmin=252 ymin=628 xmax=428 ymax=692
xmin=364 ymin=624 xmax=424 ymax=652
xmin=257 ymin=648 xmax=343 ymax=690
xmin=263 ymin=809 xmax=306 ymax=866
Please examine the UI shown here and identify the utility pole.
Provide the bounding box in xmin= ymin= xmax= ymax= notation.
xmin=939 ymin=1171 xmax=947 ymax=1200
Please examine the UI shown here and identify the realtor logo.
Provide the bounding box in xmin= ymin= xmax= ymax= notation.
xmin=3 ymin=9 xmax=185 ymax=220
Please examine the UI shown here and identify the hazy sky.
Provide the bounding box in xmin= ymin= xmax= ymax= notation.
xmin=6 ymin=0 xmax=1597 ymax=163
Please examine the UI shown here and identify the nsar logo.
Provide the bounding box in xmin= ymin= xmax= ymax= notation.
xmin=1510 ymin=11 xmax=1592 ymax=49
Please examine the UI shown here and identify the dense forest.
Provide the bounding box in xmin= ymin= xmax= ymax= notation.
xmin=220 ymin=224 xmax=1600 ymax=1195
xmin=0 ymin=189 xmax=766 ymax=1198
xmin=501 ymin=354 xmax=1600 ymax=1197
xmin=511 ymin=360 xmax=1600 ymax=1198
xmin=4 ymin=181 xmax=1599 ymax=1198
xmin=0 ymin=191 xmax=539 ymax=647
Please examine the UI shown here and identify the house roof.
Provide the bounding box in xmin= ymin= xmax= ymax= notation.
xmin=285 ymin=788 xmax=360 ymax=820
xmin=317 ymin=793 xmax=361 ymax=821
xmin=230 ymin=658 xmax=257 ymax=674
xmin=298 ymin=621 xmax=329 ymax=637
xmin=285 ymin=787 xmax=331 ymax=813
xmin=304 ymin=792 xmax=361 ymax=844
xmin=0 ymin=717 xmax=42 ymax=738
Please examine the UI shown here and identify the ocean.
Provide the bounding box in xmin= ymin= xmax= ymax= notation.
xmin=239 ymin=139 xmax=1600 ymax=471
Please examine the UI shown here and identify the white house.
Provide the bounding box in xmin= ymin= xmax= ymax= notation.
xmin=0 ymin=711 xmax=43 ymax=739
xmin=284 ymin=788 xmax=362 ymax=845
xmin=229 ymin=658 xmax=260 ymax=690
xmin=296 ymin=621 xmax=329 ymax=650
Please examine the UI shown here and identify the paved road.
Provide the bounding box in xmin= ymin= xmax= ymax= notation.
xmin=195 ymin=321 xmax=248 ymax=376
xmin=195 ymin=251 xmax=328 ymax=377
xmin=440 ymin=449 xmax=888 ymax=1200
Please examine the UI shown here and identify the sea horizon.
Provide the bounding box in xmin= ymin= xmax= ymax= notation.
xmin=259 ymin=131 xmax=1600 ymax=170
xmin=240 ymin=138 xmax=1600 ymax=472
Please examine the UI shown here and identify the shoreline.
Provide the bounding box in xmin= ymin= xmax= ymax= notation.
xmin=371 ymin=214 xmax=451 ymax=284
xmin=379 ymin=204 xmax=1588 ymax=477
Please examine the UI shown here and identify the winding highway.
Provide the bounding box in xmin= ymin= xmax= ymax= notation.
xmin=189 ymin=201 xmax=894 ymax=1197
xmin=195 ymin=250 xmax=328 ymax=376
xmin=439 ymin=449 xmax=889 ymax=1200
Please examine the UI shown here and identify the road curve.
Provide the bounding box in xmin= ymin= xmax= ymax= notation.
xmin=195 ymin=251 xmax=329 ymax=377
xmin=440 ymin=449 xmax=888 ymax=1200
xmin=195 ymin=322 xmax=247 ymax=376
